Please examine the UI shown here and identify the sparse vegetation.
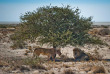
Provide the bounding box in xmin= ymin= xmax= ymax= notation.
xmin=0 ymin=25 xmax=7 ymax=28
xmin=0 ymin=5 xmax=110 ymax=74
xmin=88 ymin=35 xmax=106 ymax=45
xmin=0 ymin=60 xmax=8 ymax=67
xmin=23 ymin=57 xmax=43 ymax=66
xmin=0 ymin=24 xmax=16 ymax=28
xmin=31 ymin=64 xmax=46 ymax=70
xmin=64 ymin=69 xmax=75 ymax=74
xmin=23 ymin=57 xmax=46 ymax=70
xmin=98 ymin=28 xmax=110 ymax=36
xmin=10 ymin=40 xmax=26 ymax=49
xmin=101 ymin=25 xmax=109 ymax=28
xmin=91 ymin=66 xmax=106 ymax=73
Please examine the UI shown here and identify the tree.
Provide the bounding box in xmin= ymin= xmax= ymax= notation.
xmin=11 ymin=5 xmax=98 ymax=49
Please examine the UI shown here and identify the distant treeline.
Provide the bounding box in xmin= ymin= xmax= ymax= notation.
xmin=0 ymin=24 xmax=19 ymax=28
xmin=0 ymin=23 xmax=110 ymax=28
xmin=92 ymin=25 xmax=110 ymax=28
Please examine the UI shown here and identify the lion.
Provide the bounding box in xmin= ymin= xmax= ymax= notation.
xmin=73 ymin=48 xmax=99 ymax=61
xmin=33 ymin=47 xmax=61 ymax=61
xmin=73 ymin=48 xmax=90 ymax=61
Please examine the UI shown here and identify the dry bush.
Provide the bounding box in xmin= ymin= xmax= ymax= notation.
xmin=87 ymin=53 xmax=100 ymax=61
xmin=87 ymin=49 xmax=102 ymax=61
xmin=64 ymin=69 xmax=75 ymax=74
xmin=19 ymin=65 xmax=30 ymax=72
xmin=24 ymin=50 xmax=31 ymax=55
xmin=23 ymin=57 xmax=44 ymax=67
xmin=63 ymin=64 xmax=70 ymax=68
xmin=10 ymin=45 xmax=17 ymax=50
xmin=10 ymin=41 xmax=26 ymax=50
xmin=0 ymin=60 xmax=9 ymax=67
xmin=1 ymin=58 xmax=27 ymax=72
xmin=45 ymin=72 xmax=55 ymax=74
xmin=28 ymin=46 xmax=33 ymax=52
xmin=93 ymin=49 xmax=102 ymax=60
xmin=31 ymin=64 xmax=46 ymax=70
xmin=8 ymin=59 xmax=25 ymax=69
xmin=26 ymin=58 xmax=46 ymax=70
xmin=51 ymin=72 xmax=55 ymax=74
xmin=91 ymin=66 xmax=106 ymax=73
xmin=101 ymin=25 xmax=109 ymax=28
xmin=88 ymin=29 xmax=99 ymax=35
xmin=60 ymin=55 xmax=69 ymax=61
xmin=98 ymin=28 xmax=110 ymax=36
xmin=86 ymin=49 xmax=102 ymax=61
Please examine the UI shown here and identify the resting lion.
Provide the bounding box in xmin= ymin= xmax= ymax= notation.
xmin=73 ymin=48 xmax=99 ymax=61
xmin=33 ymin=47 xmax=61 ymax=61
xmin=73 ymin=48 xmax=90 ymax=61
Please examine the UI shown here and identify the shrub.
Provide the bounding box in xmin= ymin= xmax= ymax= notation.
xmin=0 ymin=60 xmax=8 ymax=67
xmin=24 ymin=57 xmax=46 ymax=70
xmin=98 ymin=28 xmax=110 ymax=36
xmin=10 ymin=40 xmax=26 ymax=49
xmin=91 ymin=66 xmax=106 ymax=73
xmin=0 ymin=25 xmax=7 ymax=28
xmin=64 ymin=69 xmax=75 ymax=74
xmin=88 ymin=35 xmax=106 ymax=45
xmin=23 ymin=57 xmax=43 ymax=66
xmin=101 ymin=25 xmax=109 ymax=28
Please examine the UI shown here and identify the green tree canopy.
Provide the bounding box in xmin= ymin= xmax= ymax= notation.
xmin=11 ymin=5 xmax=98 ymax=48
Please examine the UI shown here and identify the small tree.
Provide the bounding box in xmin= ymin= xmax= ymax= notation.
xmin=11 ymin=5 xmax=101 ymax=49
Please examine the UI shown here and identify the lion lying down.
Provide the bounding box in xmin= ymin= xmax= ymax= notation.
xmin=33 ymin=48 xmax=61 ymax=61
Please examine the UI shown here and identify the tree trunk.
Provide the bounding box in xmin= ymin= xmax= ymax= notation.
xmin=53 ymin=45 xmax=56 ymax=49
xmin=53 ymin=42 xmax=56 ymax=48
xmin=52 ymin=43 xmax=57 ymax=61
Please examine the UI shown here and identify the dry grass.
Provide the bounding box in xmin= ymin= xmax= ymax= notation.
xmin=63 ymin=64 xmax=70 ymax=68
xmin=64 ymin=69 xmax=75 ymax=74
xmin=23 ymin=57 xmax=46 ymax=70
xmin=88 ymin=28 xmax=99 ymax=35
xmin=31 ymin=64 xmax=47 ymax=70
xmin=98 ymin=28 xmax=110 ymax=36
xmin=87 ymin=51 xmax=102 ymax=61
xmin=91 ymin=66 xmax=106 ymax=73
xmin=23 ymin=57 xmax=43 ymax=66
xmin=0 ymin=60 xmax=9 ymax=67
xmin=60 ymin=55 xmax=69 ymax=61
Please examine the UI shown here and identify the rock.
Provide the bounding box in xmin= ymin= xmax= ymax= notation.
xmin=11 ymin=69 xmax=21 ymax=73
xmin=84 ymin=67 xmax=91 ymax=72
xmin=32 ymin=70 xmax=39 ymax=74
xmin=79 ymin=71 xmax=86 ymax=74
xmin=20 ymin=65 xmax=30 ymax=72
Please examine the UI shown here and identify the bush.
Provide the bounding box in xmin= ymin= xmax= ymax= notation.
xmin=10 ymin=40 xmax=26 ymax=49
xmin=23 ymin=57 xmax=46 ymax=70
xmin=0 ymin=25 xmax=7 ymax=28
xmin=64 ymin=69 xmax=75 ymax=74
xmin=88 ymin=36 xmax=106 ymax=45
xmin=98 ymin=28 xmax=110 ymax=36
xmin=23 ymin=57 xmax=43 ymax=66
xmin=91 ymin=66 xmax=106 ymax=73
xmin=101 ymin=25 xmax=109 ymax=28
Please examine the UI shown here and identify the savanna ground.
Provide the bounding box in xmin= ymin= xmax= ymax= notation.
xmin=0 ymin=25 xmax=110 ymax=74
